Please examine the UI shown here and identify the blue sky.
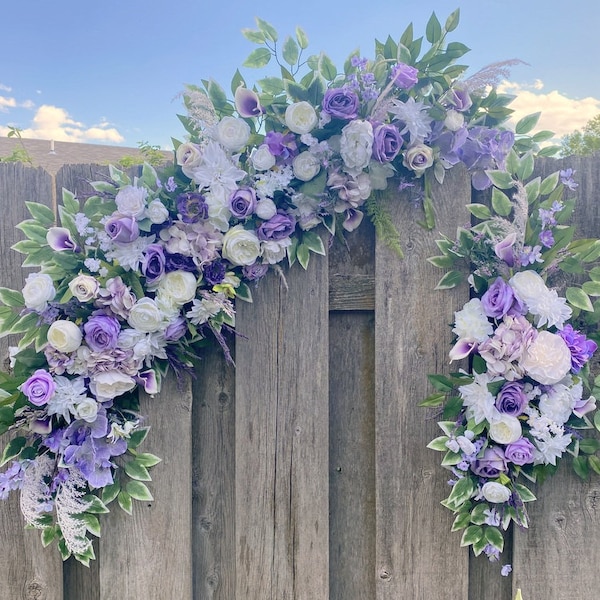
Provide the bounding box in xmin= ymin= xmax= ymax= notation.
xmin=1 ymin=0 xmax=599 ymax=149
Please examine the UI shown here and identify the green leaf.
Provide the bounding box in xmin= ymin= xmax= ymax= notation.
xmin=235 ymin=281 xmax=253 ymax=303
xmin=117 ymin=491 xmax=133 ymax=515
xmin=444 ymin=8 xmax=460 ymax=32
xmin=513 ymin=482 xmax=536 ymax=502
xmin=580 ymin=439 xmax=600 ymax=454
xmin=302 ymin=231 xmax=326 ymax=255
xmin=486 ymin=170 xmax=514 ymax=190
xmin=82 ymin=495 xmax=110 ymax=514
xmin=255 ymin=17 xmax=278 ymax=42
xmin=134 ymin=453 xmax=162 ymax=468
xmin=427 ymin=255 xmax=454 ymax=269
xmin=126 ymin=481 xmax=154 ymax=502
xmin=539 ymin=171 xmax=560 ymax=196
xmin=1 ymin=436 xmax=27 ymax=467
xmin=566 ymin=286 xmax=594 ymax=312
xmin=241 ymin=28 xmax=266 ymax=44
xmin=124 ymin=460 xmax=152 ymax=482
xmin=515 ymin=112 xmax=541 ymax=135
xmin=484 ymin=526 xmax=504 ymax=551
xmin=418 ymin=392 xmax=446 ymax=407
xmin=589 ymin=455 xmax=600 ymax=476
xmin=101 ymin=482 xmax=121 ymax=505
xmin=426 ymin=436 xmax=450 ymax=451
xmin=425 ymin=12 xmax=442 ymax=44
xmin=491 ymin=188 xmax=512 ymax=216
xmin=41 ymin=526 xmax=57 ymax=548
xmin=296 ymin=243 xmax=310 ymax=270
xmin=127 ymin=427 xmax=150 ymax=450
xmin=516 ymin=152 xmax=535 ymax=181
xmin=17 ymin=221 xmax=50 ymax=244
xmin=0 ymin=287 xmax=24 ymax=307
xmin=61 ymin=188 xmax=80 ymax=214
xmin=582 ymin=281 xmax=600 ymax=296
xmin=572 ymin=455 xmax=589 ymax=480
xmin=524 ymin=176 xmax=541 ymax=204
xmin=427 ymin=374 xmax=454 ymax=392
xmin=282 ymin=36 xmax=299 ymax=66
xmin=467 ymin=203 xmax=491 ymax=220
xmin=258 ymin=76 xmax=285 ymax=95
xmin=243 ymin=48 xmax=272 ymax=69
xmin=81 ymin=513 xmax=101 ymax=537
xmin=319 ymin=53 xmax=337 ymax=81
xmin=25 ymin=202 xmax=55 ymax=226
xmin=445 ymin=476 xmax=475 ymax=510
xmin=451 ymin=510 xmax=471 ymax=532
xmin=296 ymin=26 xmax=309 ymax=49
xmin=460 ymin=525 xmax=483 ymax=547
xmin=434 ymin=270 xmax=464 ymax=290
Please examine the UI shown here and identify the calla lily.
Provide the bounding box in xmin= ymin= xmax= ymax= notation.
xmin=137 ymin=370 xmax=159 ymax=396
xmin=449 ymin=338 xmax=476 ymax=361
xmin=234 ymin=85 xmax=264 ymax=118
xmin=514 ymin=590 xmax=523 ymax=600
xmin=47 ymin=226 xmax=79 ymax=252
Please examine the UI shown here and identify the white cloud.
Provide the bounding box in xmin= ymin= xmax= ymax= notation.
xmin=0 ymin=96 xmax=17 ymax=112
xmin=0 ymin=104 xmax=124 ymax=144
xmin=498 ymin=80 xmax=600 ymax=139
xmin=0 ymin=84 xmax=12 ymax=92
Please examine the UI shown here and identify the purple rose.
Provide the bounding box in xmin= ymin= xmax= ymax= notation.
xmin=20 ymin=369 xmax=56 ymax=406
xmin=257 ymin=211 xmax=296 ymax=241
xmin=243 ymin=263 xmax=269 ymax=281
xmin=104 ymin=215 xmax=139 ymax=243
xmin=481 ymin=277 xmax=515 ymax=318
xmin=495 ymin=381 xmax=527 ymax=416
xmin=176 ymin=192 xmax=208 ymax=223
xmin=229 ymin=187 xmax=257 ymax=219
xmin=164 ymin=317 xmax=187 ymax=342
xmin=322 ymin=87 xmax=360 ymax=120
xmin=446 ymin=87 xmax=473 ymax=112
xmin=504 ymin=437 xmax=535 ymax=466
xmin=372 ymin=122 xmax=402 ymax=163
xmin=203 ymin=260 xmax=226 ymax=285
xmin=264 ymin=131 xmax=298 ymax=163
xmin=141 ymin=243 xmax=166 ymax=285
xmin=390 ymin=62 xmax=418 ymax=89
xmin=471 ymin=446 xmax=507 ymax=478
xmin=83 ymin=314 xmax=121 ymax=352
xmin=558 ymin=324 xmax=598 ymax=372
xmin=165 ymin=252 xmax=197 ymax=273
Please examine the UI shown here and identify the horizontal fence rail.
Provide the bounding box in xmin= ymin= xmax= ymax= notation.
xmin=0 ymin=158 xmax=599 ymax=599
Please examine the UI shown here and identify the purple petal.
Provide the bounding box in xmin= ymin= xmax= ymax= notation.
xmin=47 ymin=227 xmax=79 ymax=252
xmin=234 ymin=86 xmax=264 ymax=118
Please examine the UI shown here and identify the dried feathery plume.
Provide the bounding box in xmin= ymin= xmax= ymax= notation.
xmin=55 ymin=468 xmax=93 ymax=556
xmin=460 ymin=59 xmax=528 ymax=94
xmin=20 ymin=455 xmax=55 ymax=527
xmin=176 ymin=87 xmax=218 ymax=134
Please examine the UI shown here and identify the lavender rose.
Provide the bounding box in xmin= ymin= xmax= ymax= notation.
xmin=372 ymin=122 xmax=403 ymax=163
xmin=390 ymin=62 xmax=418 ymax=89
xmin=257 ymin=212 xmax=296 ymax=241
xmin=104 ymin=215 xmax=139 ymax=243
xmin=504 ymin=437 xmax=536 ymax=466
xmin=83 ymin=314 xmax=121 ymax=352
xmin=495 ymin=381 xmax=528 ymax=416
xmin=481 ymin=277 xmax=516 ymax=319
xmin=322 ymin=87 xmax=360 ymax=120
xmin=471 ymin=446 xmax=507 ymax=478
xmin=229 ymin=187 xmax=257 ymax=219
xmin=177 ymin=192 xmax=208 ymax=223
xmin=20 ymin=369 xmax=56 ymax=407
xmin=141 ymin=244 xmax=166 ymax=285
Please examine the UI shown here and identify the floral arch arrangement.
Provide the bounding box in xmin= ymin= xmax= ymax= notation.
xmin=0 ymin=9 xmax=598 ymax=579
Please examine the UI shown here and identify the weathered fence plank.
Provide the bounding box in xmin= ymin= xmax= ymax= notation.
xmin=329 ymin=222 xmax=377 ymax=599
xmin=235 ymin=251 xmax=329 ymax=599
xmin=374 ymin=167 xmax=471 ymax=598
xmin=0 ymin=163 xmax=63 ymax=600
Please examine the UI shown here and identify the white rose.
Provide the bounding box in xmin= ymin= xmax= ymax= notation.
xmin=285 ymin=101 xmax=318 ymax=134
xmin=509 ymin=271 xmax=549 ymax=308
xmin=157 ymin=271 xmax=198 ymax=306
xmin=340 ymin=119 xmax=374 ymax=176
xmin=75 ymin=398 xmax=99 ymax=423
xmin=23 ymin=272 xmax=56 ymax=312
xmin=521 ymin=330 xmax=572 ymax=385
xmin=216 ymin=116 xmax=251 ymax=152
xmin=222 ymin=224 xmax=261 ymax=266
xmin=250 ymin=145 xmax=276 ymax=171
xmin=403 ymin=144 xmax=434 ymax=175
xmin=292 ymin=151 xmax=321 ymax=182
xmin=127 ymin=298 xmax=164 ymax=333
xmin=115 ymin=185 xmax=147 ymax=218
xmin=255 ymin=198 xmax=277 ymax=220
xmin=146 ymin=199 xmax=169 ymax=224
xmin=176 ymin=142 xmax=203 ymax=169
xmin=261 ymin=238 xmax=292 ymax=264
xmin=91 ymin=370 xmax=136 ymax=400
xmin=481 ymin=481 xmax=512 ymax=504
xmin=47 ymin=320 xmax=82 ymax=353
xmin=444 ymin=109 xmax=465 ymax=132
xmin=68 ymin=274 xmax=99 ymax=302
xmin=489 ymin=413 xmax=522 ymax=444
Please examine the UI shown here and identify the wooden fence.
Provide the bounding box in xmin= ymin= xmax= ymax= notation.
xmin=0 ymin=157 xmax=599 ymax=599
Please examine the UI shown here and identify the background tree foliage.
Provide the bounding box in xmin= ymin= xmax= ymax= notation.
xmin=562 ymin=114 xmax=600 ymax=156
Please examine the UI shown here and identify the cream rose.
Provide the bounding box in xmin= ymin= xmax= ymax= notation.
xmin=75 ymin=398 xmax=99 ymax=423
xmin=127 ymin=298 xmax=164 ymax=333
xmin=403 ymin=144 xmax=434 ymax=175
xmin=292 ymin=151 xmax=321 ymax=182
xmin=481 ymin=481 xmax=512 ymax=503
xmin=216 ymin=116 xmax=251 ymax=152
xmin=47 ymin=320 xmax=83 ymax=353
xmin=22 ymin=272 xmax=56 ymax=313
xmin=91 ymin=370 xmax=136 ymax=400
xmin=521 ymin=330 xmax=572 ymax=385
xmin=340 ymin=119 xmax=374 ymax=176
xmin=156 ymin=271 xmax=198 ymax=306
xmin=250 ymin=145 xmax=277 ymax=171
xmin=176 ymin=142 xmax=203 ymax=169
xmin=68 ymin=274 xmax=99 ymax=302
xmin=146 ymin=199 xmax=169 ymax=224
xmin=115 ymin=185 xmax=147 ymax=218
xmin=285 ymin=101 xmax=318 ymax=134
xmin=222 ymin=225 xmax=261 ymax=266
xmin=489 ymin=413 xmax=522 ymax=444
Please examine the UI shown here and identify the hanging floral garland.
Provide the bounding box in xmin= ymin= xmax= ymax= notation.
xmin=0 ymin=10 xmax=595 ymax=574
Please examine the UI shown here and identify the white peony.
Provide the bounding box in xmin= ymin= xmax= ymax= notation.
xmin=156 ymin=271 xmax=198 ymax=306
xmin=215 ymin=116 xmax=251 ymax=152
xmin=127 ymin=298 xmax=164 ymax=333
xmin=292 ymin=151 xmax=321 ymax=182
xmin=145 ymin=199 xmax=169 ymax=224
xmin=340 ymin=119 xmax=374 ymax=176
xmin=115 ymin=185 xmax=147 ymax=219
xmin=481 ymin=482 xmax=512 ymax=504
xmin=22 ymin=272 xmax=56 ymax=313
xmin=68 ymin=274 xmax=99 ymax=302
xmin=452 ymin=298 xmax=493 ymax=342
xmin=250 ymin=145 xmax=277 ymax=171
xmin=222 ymin=225 xmax=261 ymax=266
xmin=261 ymin=238 xmax=292 ymax=264
xmin=488 ymin=412 xmax=522 ymax=444
xmin=538 ymin=377 xmax=582 ymax=425
xmin=90 ymin=370 xmax=137 ymax=401
xmin=521 ymin=330 xmax=572 ymax=385
xmin=285 ymin=101 xmax=318 ymax=134
xmin=47 ymin=320 xmax=83 ymax=353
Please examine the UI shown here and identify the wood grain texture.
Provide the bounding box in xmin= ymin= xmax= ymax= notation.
xmin=192 ymin=345 xmax=236 ymax=600
xmin=235 ymin=252 xmax=329 ymax=600
xmin=374 ymin=167 xmax=471 ymax=599
xmin=0 ymin=163 xmax=63 ymax=600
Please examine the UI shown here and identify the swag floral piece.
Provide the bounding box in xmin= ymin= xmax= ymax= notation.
xmin=423 ymin=157 xmax=600 ymax=571
xmin=0 ymin=10 xmax=553 ymax=564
